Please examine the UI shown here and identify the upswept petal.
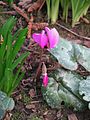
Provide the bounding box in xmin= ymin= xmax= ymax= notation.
xmin=40 ymin=30 xmax=48 ymax=48
xmin=32 ymin=33 xmax=41 ymax=45
xmin=47 ymin=28 xmax=59 ymax=48
xmin=45 ymin=27 xmax=50 ymax=32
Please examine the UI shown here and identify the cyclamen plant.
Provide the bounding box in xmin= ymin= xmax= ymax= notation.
xmin=32 ymin=27 xmax=59 ymax=87
xmin=33 ymin=27 xmax=90 ymax=111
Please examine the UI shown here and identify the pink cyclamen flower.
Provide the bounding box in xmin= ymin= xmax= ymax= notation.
xmin=32 ymin=27 xmax=59 ymax=49
xmin=32 ymin=30 xmax=48 ymax=48
xmin=43 ymin=73 xmax=48 ymax=87
xmin=45 ymin=27 xmax=59 ymax=48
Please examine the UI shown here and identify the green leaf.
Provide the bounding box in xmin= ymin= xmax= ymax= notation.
xmin=11 ymin=52 xmax=29 ymax=70
xmin=79 ymin=76 xmax=90 ymax=109
xmin=49 ymin=38 xmax=90 ymax=71
xmin=71 ymin=0 xmax=90 ymax=27
xmin=6 ymin=33 xmax=13 ymax=67
xmin=42 ymin=68 xmax=87 ymax=111
xmin=0 ymin=109 xmax=5 ymax=120
xmin=60 ymin=0 xmax=70 ymax=22
xmin=2 ymin=97 xmax=15 ymax=110
xmin=0 ymin=91 xmax=7 ymax=101
xmin=51 ymin=0 xmax=60 ymax=23
xmin=0 ymin=17 xmax=15 ymax=61
xmin=46 ymin=0 xmax=51 ymax=21
xmin=0 ymin=18 xmax=29 ymax=95
xmin=79 ymin=76 xmax=90 ymax=100
xmin=49 ymin=38 xmax=78 ymax=70
xmin=12 ymin=28 xmax=27 ymax=61
xmin=0 ymin=91 xmax=15 ymax=119
xmin=6 ymin=0 xmax=13 ymax=4
xmin=74 ymin=44 xmax=90 ymax=72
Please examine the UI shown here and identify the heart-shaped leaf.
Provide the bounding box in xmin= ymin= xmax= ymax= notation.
xmin=74 ymin=44 xmax=90 ymax=72
xmin=42 ymin=69 xmax=87 ymax=111
xmin=49 ymin=37 xmax=90 ymax=72
xmin=49 ymin=38 xmax=78 ymax=70
xmin=79 ymin=76 xmax=90 ymax=109
xmin=0 ymin=91 xmax=15 ymax=119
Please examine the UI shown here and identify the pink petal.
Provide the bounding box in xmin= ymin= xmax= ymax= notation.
xmin=40 ymin=30 xmax=48 ymax=48
xmin=43 ymin=74 xmax=48 ymax=87
xmin=46 ymin=28 xmax=59 ymax=48
xmin=32 ymin=33 xmax=41 ymax=45
xmin=45 ymin=27 xmax=50 ymax=32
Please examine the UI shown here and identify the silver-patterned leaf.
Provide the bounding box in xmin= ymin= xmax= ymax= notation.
xmin=42 ymin=69 xmax=87 ymax=111
xmin=74 ymin=44 xmax=90 ymax=72
xmin=49 ymin=38 xmax=78 ymax=70
xmin=79 ymin=76 xmax=90 ymax=101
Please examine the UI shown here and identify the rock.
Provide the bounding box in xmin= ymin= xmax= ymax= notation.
xmin=29 ymin=89 xmax=36 ymax=98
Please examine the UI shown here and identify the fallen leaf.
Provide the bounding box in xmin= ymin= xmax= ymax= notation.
xmin=68 ymin=114 xmax=78 ymax=120
xmin=26 ymin=104 xmax=35 ymax=109
xmin=28 ymin=0 xmax=44 ymax=12
xmin=29 ymin=89 xmax=36 ymax=98
xmin=16 ymin=94 xmax=22 ymax=101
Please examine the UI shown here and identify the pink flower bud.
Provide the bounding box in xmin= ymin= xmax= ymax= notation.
xmin=43 ymin=73 xmax=48 ymax=87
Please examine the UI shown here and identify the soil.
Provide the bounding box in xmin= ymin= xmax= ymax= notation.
xmin=0 ymin=1 xmax=90 ymax=120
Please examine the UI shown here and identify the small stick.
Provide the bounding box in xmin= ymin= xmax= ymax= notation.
xmin=38 ymin=0 xmax=45 ymax=11
xmin=56 ymin=23 xmax=90 ymax=41
xmin=0 ymin=11 xmax=16 ymax=15
xmin=12 ymin=4 xmax=29 ymax=22
xmin=30 ymin=100 xmax=42 ymax=104
xmin=0 ymin=1 xmax=7 ymax=6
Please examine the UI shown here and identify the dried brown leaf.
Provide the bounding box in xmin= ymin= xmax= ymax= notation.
xmin=18 ymin=0 xmax=32 ymax=6
xmin=28 ymin=0 xmax=44 ymax=12
xmin=68 ymin=114 xmax=78 ymax=120
xmin=32 ymin=22 xmax=48 ymax=30
xmin=27 ymin=19 xmax=48 ymax=38
xmin=13 ymin=4 xmax=29 ymax=22
xmin=42 ymin=62 xmax=47 ymax=75
xmin=81 ymin=17 xmax=90 ymax=24
xmin=4 ymin=113 xmax=12 ymax=120
xmin=29 ymin=89 xmax=36 ymax=98
xmin=0 ymin=1 xmax=7 ymax=6
xmin=26 ymin=104 xmax=35 ymax=109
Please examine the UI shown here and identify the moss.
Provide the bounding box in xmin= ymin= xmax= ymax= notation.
xmin=21 ymin=92 xmax=31 ymax=105
xmin=11 ymin=111 xmax=21 ymax=120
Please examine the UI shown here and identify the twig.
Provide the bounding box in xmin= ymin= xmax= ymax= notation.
xmin=28 ymin=0 xmax=44 ymax=12
xmin=81 ymin=17 xmax=90 ymax=24
xmin=30 ymin=100 xmax=42 ymax=104
xmin=0 ymin=1 xmax=7 ymax=6
xmin=56 ymin=23 xmax=90 ymax=41
xmin=0 ymin=11 xmax=16 ymax=15
xmin=12 ymin=4 xmax=29 ymax=22
xmin=38 ymin=0 xmax=45 ymax=11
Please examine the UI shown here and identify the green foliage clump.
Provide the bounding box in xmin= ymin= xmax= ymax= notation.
xmin=42 ymin=37 xmax=90 ymax=111
xmin=46 ymin=0 xmax=90 ymax=26
xmin=0 ymin=91 xmax=14 ymax=119
xmin=0 ymin=17 xmax=29 ymax=96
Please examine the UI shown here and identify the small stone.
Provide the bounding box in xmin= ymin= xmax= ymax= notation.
xmin=26 ymin=104 xmax=35 ymax=109
xmin=43 ymin=111 xmax=48 ymax=116
xmin=16 ymin=94 xmax=22 ymax=101
xmin=57 ymin=110 xmax=62 ymax=118
xmin=29 ymin=89 xmax=36 ymax=98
